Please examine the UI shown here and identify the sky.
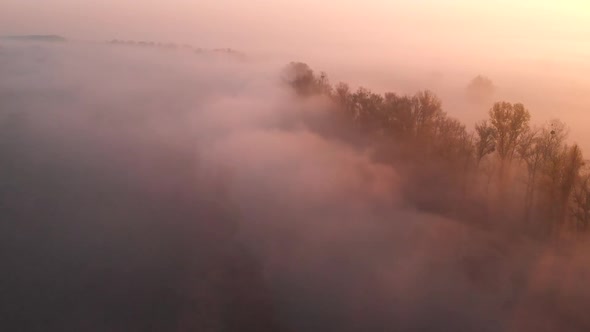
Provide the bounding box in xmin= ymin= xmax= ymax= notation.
xmin=1 ymin=0 xmax=589 ymax=51
xmin=2 ymin=1 xmax=589 ymax=78
xmin=1 ymin=0 xmax=589 ymax=145
xmin=2 ymin=0 xmax=589 ymax=64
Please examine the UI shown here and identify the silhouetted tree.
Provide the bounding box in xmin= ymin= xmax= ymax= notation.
xmin=517 ymin=127 xmax=542 ymax=223
xmin=571 ymin=169 xmax=590 ymax=232
xmin=554 ymin=144 xmax=585 ymax=235
xmin=283 ymin=62 xmax=330 ymax=97
xmin=475 ymin=120 xmax=496 ymax=166
xmin=381 ymin=93 xmax=415 ymax=140
xmin=411 ymin=90 xmax=444 ymax=144
xmin=467 ymin=75 xmax=495 ymax=103
xmin=488 ymin=102 xmax=531 ymax=182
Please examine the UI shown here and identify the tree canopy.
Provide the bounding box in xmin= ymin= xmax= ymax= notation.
xmin=284 ymin=61 xmax=590 ymax=239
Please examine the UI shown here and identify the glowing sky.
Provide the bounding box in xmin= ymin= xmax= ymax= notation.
xmin=1 ymin=0 xmax=589 ymax=147
xmin=1 ymin=0 xmax=589 ymax=54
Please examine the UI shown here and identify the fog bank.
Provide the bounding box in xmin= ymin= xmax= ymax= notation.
xmin=1 ymin=42 xmax=589 ymax=332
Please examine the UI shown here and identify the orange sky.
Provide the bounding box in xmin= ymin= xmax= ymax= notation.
xmin=1 ymin=0 xmax=589 ymax=54
xmin=1 ymin=0 xmax=589 ymax=146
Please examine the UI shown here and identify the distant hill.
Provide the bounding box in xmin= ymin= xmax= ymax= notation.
xmin=2 ymin=35 xmax=67 ymax=42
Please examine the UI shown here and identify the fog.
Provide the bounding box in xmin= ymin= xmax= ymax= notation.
xmin=1 ymin=39 xmax=589 ymax=331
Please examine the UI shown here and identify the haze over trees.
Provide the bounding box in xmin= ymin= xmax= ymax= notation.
xmin=1 ymin=35 xmax=67 ymax=42
xmin=466 ymin=75 xmax=495 ymax=103
xmin=108 ymin=39 xmax=247 ymax=59
xmin=2 ymin=44 xmax=590 ymax=331
xmin=285 ymin=61 xmax=590 ymax=239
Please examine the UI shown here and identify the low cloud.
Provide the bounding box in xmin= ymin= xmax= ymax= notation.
xmin=1 ymin=41 xmax=589 ymax=332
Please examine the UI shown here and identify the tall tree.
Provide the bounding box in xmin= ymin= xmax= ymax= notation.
xmin=411 ymin=90 xmax=444 ymax=141
xmin=555 ymin=144 xmax=585 ymax=235
xmin=571 ymin=171 xmax=590 ymax=232
xmin=488 ymin=102 xmax=531 ymax=182
xmin=517 ymin=127 xmax=540 ymax=222
xmin=475 ymin=120 xmax=496 ymax=166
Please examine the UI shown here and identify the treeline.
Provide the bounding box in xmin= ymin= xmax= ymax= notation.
xmin=108 ymin=39 xmax=246 ymax=59
xmin=284 ymin=62 xmax=590 ymax=240
xmin=2 ymin=35 xmax=67 ymax=42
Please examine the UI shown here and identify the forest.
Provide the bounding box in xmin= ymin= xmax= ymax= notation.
xmin=284 ymin=61 xmax=590 ymax=242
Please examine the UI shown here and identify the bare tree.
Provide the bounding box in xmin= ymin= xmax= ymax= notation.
xmin=555 ymin=144 xmax=585 ymax=235
xmin=474 ymin=120 xmax=496 ymax=166
xmin=382 ymin=93 xmax=414 ymax=140
xmin=488 ymin=101 xmax=531 ymax=182
xmin=571 ymin=170 xmax=590 ymax=232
